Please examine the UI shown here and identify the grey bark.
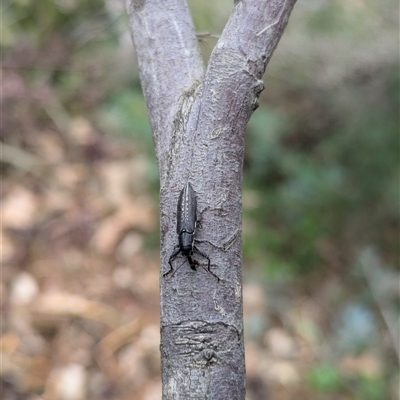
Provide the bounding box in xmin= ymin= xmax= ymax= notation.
xmin=125 ymin=0 xmax=297 ymax=398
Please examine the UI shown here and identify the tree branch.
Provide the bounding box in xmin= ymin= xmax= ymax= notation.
xmin=125 ymin=0 xmax=204 ymax=165
xmin=126 ymin=0 xmax=297 ymax=398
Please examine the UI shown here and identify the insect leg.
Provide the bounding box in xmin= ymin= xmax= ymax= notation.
xmin=169 ymin=259 xmax=187 ymax=278
xmin=164 ymin=245 xmax=180 ymax=277
xmin=193 ymin=245 xmax=220 ymax=281
xmin=195 ymin=206 xmax=210 ymax=230
xmin=195 ymin=228 xmax=240 ymax=251
xmin=187 ymin=253 xmax=197 ymax=271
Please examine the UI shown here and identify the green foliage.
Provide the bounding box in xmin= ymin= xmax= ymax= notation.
xmin=3 ymin=0 xmax=110 ymax=48
xmin=308 ymin=363 xmax=341 ymax=392
xmin=244 ymin=67 xmax=399 ymax=274
xmin=102 ymin=89 xmax=159 ymax=185
xmin=308 ymin=364 xmax=389 ymax=399
xmin=246 ymin=108 xmax=291 ymax=182
xmin=306 ymin=1 xmax=367 ymax=37
xmin=103 ymin=90 xmax=152 ymax=145
xmin=357 ymin=377 xmax=388 ymax=400
xmin=187 ymin=0 xmax=232 ymax=35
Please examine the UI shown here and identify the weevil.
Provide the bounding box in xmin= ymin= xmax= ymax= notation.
xmin=164 ymin=182 xmax=219 ymax=280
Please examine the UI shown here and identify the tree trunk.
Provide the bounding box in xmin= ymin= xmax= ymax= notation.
xmin=125 ymin=1 xmax=297 ymax=398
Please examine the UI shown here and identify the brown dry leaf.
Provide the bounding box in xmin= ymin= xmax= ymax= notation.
xmin=92 ymin=198 xmax=155 ymax=255
xmin=10 ymin=272 xmax=39 ymax=305
xmin=129 ymin=255 xmax=159 ymax=299
xmin=339 ymin=352 xmax=383 ymax=378
xmin=98 ymin=318 xmax=143 ymax=360
xmin=68 ymin=116 xmax=93 ymax=145
xmin=55 ymin=364 xmax=87 ymax=400
xmin=118 ymin=325 xmax=160 ymax=386
xmin=113 ymin=266 xmax=134 ymax=289
xmin=243 ymin=342 xmax=264 ymax=377
xmin=1 ymin=231 xmax=17 ymax=263
xmin=130 ymin=269 xmax=159 ymax=299
xmin=141 ymin=380 xmax=162 ymax=400
xmin=31 ymin=292 xmax=122 ymax=328
xmin=116 ymin=232 xmax=144 ymax=262
xmin=0 ymin=332 xmax=20 ymax=354
xmin=243 ymin=283 xmax=266 ymax=313
xmin=2 ymin=186 xmax=38 ymax=229
xmin=43 ymin=188 xmax=74 ymax=215
xmin=97 ymin=158 xmax=149 ymax=206
xmin=264 ymin=360 xmax=300 ymax=386
xmin=10 ymin=353 xmax=51 ymax=393
xmin=35 ymin=132 xmax=65 ymax=163
xmin=264 ymin=328 xmax=296 ymax=359
xmin=44 ymin=363 xmax=87 ymax=400
xmin=98 ymin=161 xmax=131 ymax=206
xmin=53 ymin=163 xmax=88 ymax=190
xmin=96 ymin=319 xmax=143 ymax=382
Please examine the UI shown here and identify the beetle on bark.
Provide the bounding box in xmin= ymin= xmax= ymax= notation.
xmin=164 ymin=182 xmax=219 ymax=280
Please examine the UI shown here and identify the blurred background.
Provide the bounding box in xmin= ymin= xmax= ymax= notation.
xmin=1 ymin=0 xmax=399 ymax=399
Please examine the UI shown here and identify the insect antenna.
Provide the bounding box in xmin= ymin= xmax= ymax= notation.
xmin=197 ymin=262 xmax=220 ymax=281
xmin=169 ymin=259 xmax=188 ymax=278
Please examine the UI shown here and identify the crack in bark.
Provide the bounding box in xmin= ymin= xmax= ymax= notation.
xmin=256 ymin=0 xmax=288 ymax=36
xmin=161 ymin=320 xmax=241 ymax=367
xmin=166 ymin=81 xmax=201 ymax=182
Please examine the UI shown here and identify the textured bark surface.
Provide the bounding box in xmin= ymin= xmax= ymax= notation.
xmin=125 ymin=1 xmax=297 ymax=398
